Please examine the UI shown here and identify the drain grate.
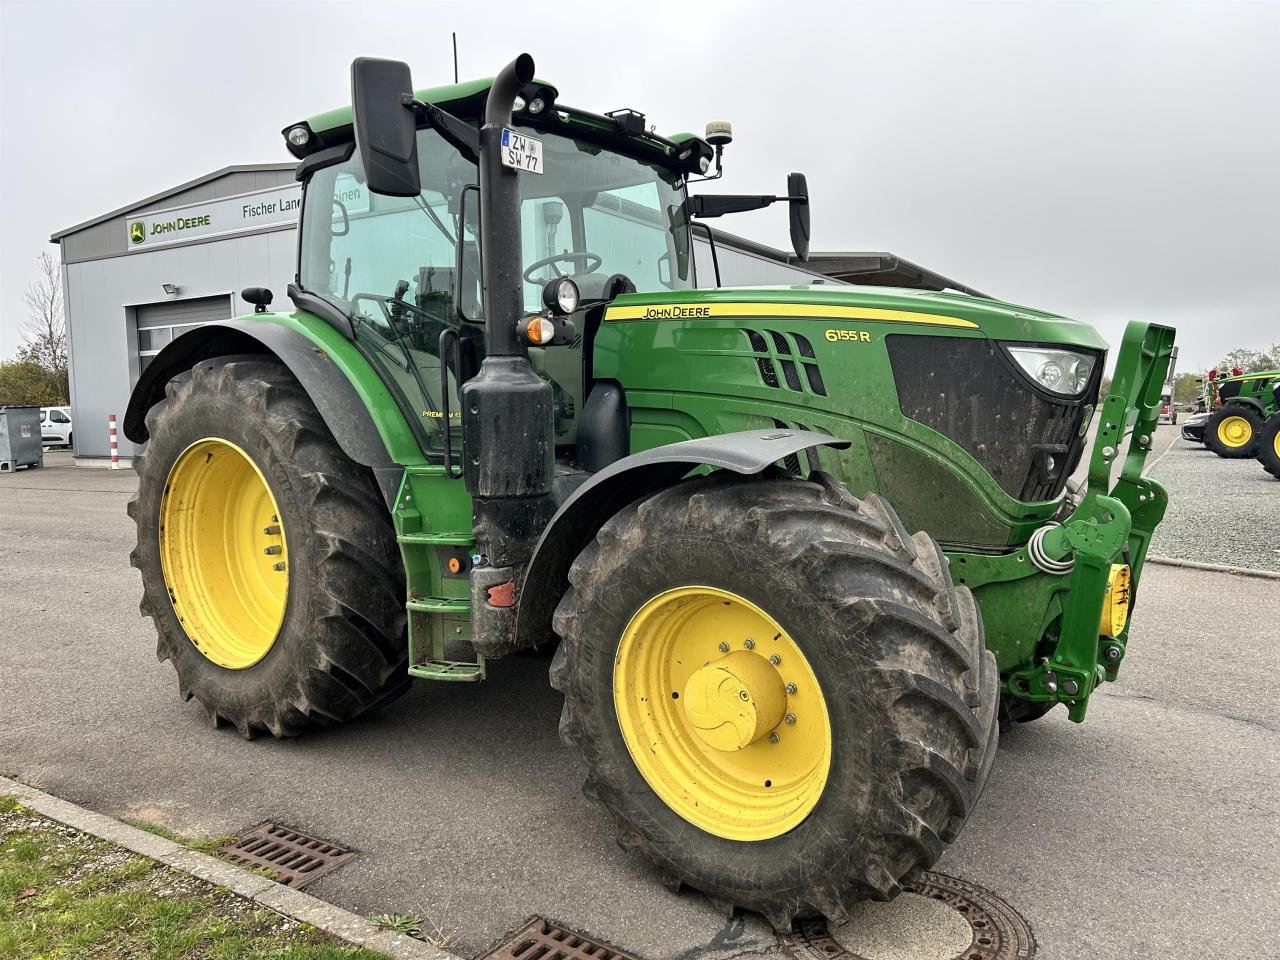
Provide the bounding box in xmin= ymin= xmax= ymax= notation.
xmin=481 ymin=918 xmax=640 ymax=960
xmin=217 ymin=821 xmax=355 ymax=888
xmin=784 ymin=871 xmax=1035 ymax=960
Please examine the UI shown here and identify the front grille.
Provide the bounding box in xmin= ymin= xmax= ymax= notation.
xmin=886 ymin=335 xmax=1100 ymax=501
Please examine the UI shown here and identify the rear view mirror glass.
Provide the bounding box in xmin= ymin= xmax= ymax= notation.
xmin=788 ymin=172 xmax=811 ymax=262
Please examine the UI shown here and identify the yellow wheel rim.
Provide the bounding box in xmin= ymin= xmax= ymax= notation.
xmin=1099 ymin=563 xmax=1132 ymax=638
xmin=613 ymin=586 xmax=832 ymax=841
xmin=1274 ymin=430 xmax=1280 ymax=458
xmin=1217 ymin=415 xmax=1253 ymax=448
xmin=159 ymin=438 xmax=288 ymax=669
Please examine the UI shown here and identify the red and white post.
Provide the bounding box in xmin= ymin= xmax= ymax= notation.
xmin=108 ymin=413 xmax=120 ymax=469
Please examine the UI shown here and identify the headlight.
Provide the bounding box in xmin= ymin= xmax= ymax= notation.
xmin=542 ymin=276 xmax=579 ymax=315
xmin=1006 ymin=346 xmax=1097 ymax=397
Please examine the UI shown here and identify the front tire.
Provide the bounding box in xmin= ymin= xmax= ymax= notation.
xmin=1204 ymin=406 xmax=1262 ymax=458
xmin=550 ymin=472 xmax=998 ymax=928
xmin=1258 ymin=414 xmax=1280 ymax=479
xmin=128 ymin=356 xmax=410 ymax=738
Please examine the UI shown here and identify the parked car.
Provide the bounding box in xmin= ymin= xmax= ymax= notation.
xmin=1157 ymin=392 xmax=1177 ymax=424
xmin=1181 ymin=410 xmax=1209 ymax=442
xmin=39 ymin=406 xmax=73 ymax=447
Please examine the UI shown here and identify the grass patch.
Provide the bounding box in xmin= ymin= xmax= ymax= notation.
xmin=1 ymin=796 xmax=390 ymax=960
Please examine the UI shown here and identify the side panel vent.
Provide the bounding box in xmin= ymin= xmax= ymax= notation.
xmin=742 ymin=329 xmax=827 ymax=396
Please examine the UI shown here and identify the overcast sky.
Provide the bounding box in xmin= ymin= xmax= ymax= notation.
xmin=2 ymin=0 xmax=1277 ymax=373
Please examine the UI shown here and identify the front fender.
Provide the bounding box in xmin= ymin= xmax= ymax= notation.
xmin=507 ymin=428 xmax=850 ymax=655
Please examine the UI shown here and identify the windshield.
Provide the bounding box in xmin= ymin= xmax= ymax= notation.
xmin=298 ymin=122 xmax=691 ymax=453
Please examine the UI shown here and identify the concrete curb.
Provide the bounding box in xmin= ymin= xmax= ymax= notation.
xmin=0 ymin=776 xmax=457 ymax=960
xmin=1146 ymin=555 xmax=1280 ymax=580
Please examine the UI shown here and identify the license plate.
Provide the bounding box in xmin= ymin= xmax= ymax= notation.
xmin=500 ymin=128 xmax=544 ymax=175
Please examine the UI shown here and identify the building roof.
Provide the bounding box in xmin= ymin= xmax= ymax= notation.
xmin=709 ymin=229 xmax=989 ymax=297
xmin=50 ymin=163 xmax=295 ymax=242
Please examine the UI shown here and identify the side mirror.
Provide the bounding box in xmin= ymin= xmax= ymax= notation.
xmin=788 ymin=172 xmax=811 ymax=262
xmin=351 ymin=57 xmax=420 ymax=197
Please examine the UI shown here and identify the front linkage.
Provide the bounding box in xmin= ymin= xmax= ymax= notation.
xmin=953 ymin=321 xmax=1175 ymax=722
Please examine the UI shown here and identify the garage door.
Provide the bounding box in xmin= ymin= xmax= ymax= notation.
xmin=136 ymin=295 xmax=233 ymax=372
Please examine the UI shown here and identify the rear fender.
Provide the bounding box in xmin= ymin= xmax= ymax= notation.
xmin=508 ymin=429 xmax=850 ymax=656
xmin=123 ymin=315 xmax=421 ymax=505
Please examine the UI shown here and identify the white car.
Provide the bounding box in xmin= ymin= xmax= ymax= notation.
xmin=40 ymin=406 xmax=73 ymax=447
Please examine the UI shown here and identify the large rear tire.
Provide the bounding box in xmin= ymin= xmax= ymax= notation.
xmin=128 ymin=356 xmax=410 ymax=738
xmin=550 ymin=472 xmax=998 ymax=928
xmin=1204 ymin=406 xmax=1263 ymax=458
xmin=1258 ymin=414 xmax=1280 ymax=480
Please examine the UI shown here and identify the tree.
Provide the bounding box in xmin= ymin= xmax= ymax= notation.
xmin=1216 ymin=344 xmax=1280 ymax=375
xmin=0 ymin=357 xmax=64 ymax=406
xmin=1171 ymin=371 xmax=1199 ymax=405
xmin=22 ymin=251 xmax=67 ymax=373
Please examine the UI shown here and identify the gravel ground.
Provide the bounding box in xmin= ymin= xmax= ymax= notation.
xmin=1147 ymin=436 xmax=1280 ymax=574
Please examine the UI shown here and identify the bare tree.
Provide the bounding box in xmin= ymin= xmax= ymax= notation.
xmin=22 ymin=251 xmax=67 ymax=376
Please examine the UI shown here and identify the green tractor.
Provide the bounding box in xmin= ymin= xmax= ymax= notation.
xmin=124 ymin=53 xmax=1175 ymax=927
xmin=1201 ymin=369 xmax=1280 ymax=458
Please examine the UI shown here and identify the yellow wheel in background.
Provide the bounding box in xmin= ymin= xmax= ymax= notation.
xmin=1216 ymin=415 xmax=1253 ymax=448
xmin=613 ymin=585 xmax=831 ymax=841
xmin=159 ymin=438 xmax=288 ymax=669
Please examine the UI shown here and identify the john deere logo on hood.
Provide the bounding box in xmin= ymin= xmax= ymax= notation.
xmin=129 ymin=221 xmax=146 ymax=245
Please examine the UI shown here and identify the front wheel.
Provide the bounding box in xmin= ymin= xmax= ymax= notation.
xmin=1204 ymin=406 xmax=1263 ymax=458
xmin=1258 ymin=414 xmax=1280 ymax=479
xmin=550 ymin=472 xmax=998 ymax=928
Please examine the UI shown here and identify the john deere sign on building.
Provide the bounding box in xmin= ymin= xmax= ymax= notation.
xmin=125 ymin=184 xmax=302 ymax=250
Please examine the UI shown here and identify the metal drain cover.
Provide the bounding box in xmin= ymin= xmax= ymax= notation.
xmin=218 ymin=821 xmax=355 ymax=888
xmin=784 ymin=872 xmax=1035 ymax=960
xmin=481 ymin=917 xmax=639 ymax=960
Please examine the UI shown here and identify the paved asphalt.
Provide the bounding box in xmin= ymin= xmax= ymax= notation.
xmin=2 ymin=437 xmax=1277 ymax=959
xmin=1148 ymin=434 xmax=1280 ymax=573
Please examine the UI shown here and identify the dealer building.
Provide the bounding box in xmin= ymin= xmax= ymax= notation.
xmin=51 ymin=164 xmax=978 ymax=463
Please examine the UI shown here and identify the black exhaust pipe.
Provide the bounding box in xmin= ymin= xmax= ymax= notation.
xmin=462 ymin=53 xmax=557 ymax=653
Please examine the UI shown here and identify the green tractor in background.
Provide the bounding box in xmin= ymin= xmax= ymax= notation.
xmin=1199 ymin=368 xmax=1280 ymax=458
xmin=124 ymin=53 xmax=1175 ymax=927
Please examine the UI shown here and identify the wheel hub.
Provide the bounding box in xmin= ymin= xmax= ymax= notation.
xmin=683 ymin=650 xmax=787 ymax=751
xmin=1218 ymin=415 xmax=1252 ymax=447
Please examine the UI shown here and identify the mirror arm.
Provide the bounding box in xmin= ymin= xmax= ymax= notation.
xmin=408 ymin=97 xmax=480 ymax=164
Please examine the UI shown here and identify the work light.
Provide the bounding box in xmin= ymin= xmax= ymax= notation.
xmin=542 ymin=277 xmax=580 ymax=315
xmin=1006 ymin=346 xmax=1096 ymax=397
xmin=286 ymin=125 xmax=311 ymax=148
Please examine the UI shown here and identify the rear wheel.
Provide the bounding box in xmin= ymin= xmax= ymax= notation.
xmin=128 ymin=356 xmax=410 ymax=738
xmin=1204 ymin=406 xmax=1262 ymax=458
xmin=1258 ymin=414 xmax=1280 ymax=479
xmin=551 ymin=472 xmax=998 ymax=928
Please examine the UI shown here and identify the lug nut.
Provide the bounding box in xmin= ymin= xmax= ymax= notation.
xmin=769 ymin=654 xmax=781 ymax=665
xmin=738 ymin=690 xmax=750 ymax=702
xmin=769 ymin=732 xmax=780 ymax=744
xmin=785 ymin=682 xmax=797 ymax=695
xmin=784 ymin=713 xmax=796 ymax=725
xmin=743 ymin=638 xmax=755 ymax=650
xmin=264 ymin=545 xmax=282 ymax=555
xmin=718 ymin=642 xmax=730 ymax=653
xmin=272 ymin=561 xmax=286 ymax=572
xmin=263 ymin=524 xmax=281 ymax=535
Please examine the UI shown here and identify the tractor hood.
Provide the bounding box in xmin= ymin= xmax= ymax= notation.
xmin=604 ymin=284 xmax=1110 ymax=351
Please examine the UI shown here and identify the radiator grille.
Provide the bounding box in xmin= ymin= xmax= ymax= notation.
xmin=886 ymin=335 xmax=1100 ymax=501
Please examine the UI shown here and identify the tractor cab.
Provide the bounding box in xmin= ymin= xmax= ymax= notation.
xmin=290 ymin=79 xmax=702 ymax=460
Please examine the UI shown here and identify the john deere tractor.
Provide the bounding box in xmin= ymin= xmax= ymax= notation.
xmin=125 ymin=54 xmax=1175 ymax=927
xmin=1198 ymin=368 xmax=1280 ymax=457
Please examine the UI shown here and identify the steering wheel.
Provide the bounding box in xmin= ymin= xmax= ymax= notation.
xmin=522 ymin=251 xmax=603 ymax=284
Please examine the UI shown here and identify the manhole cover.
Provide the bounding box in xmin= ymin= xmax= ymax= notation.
xmin=481 ymin=917 xmax=639 ymax=960
xmin=218 ymin=821 xmax=355 ymax=888
xmin=784 ymin=872 xmax=1035 ymax=960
